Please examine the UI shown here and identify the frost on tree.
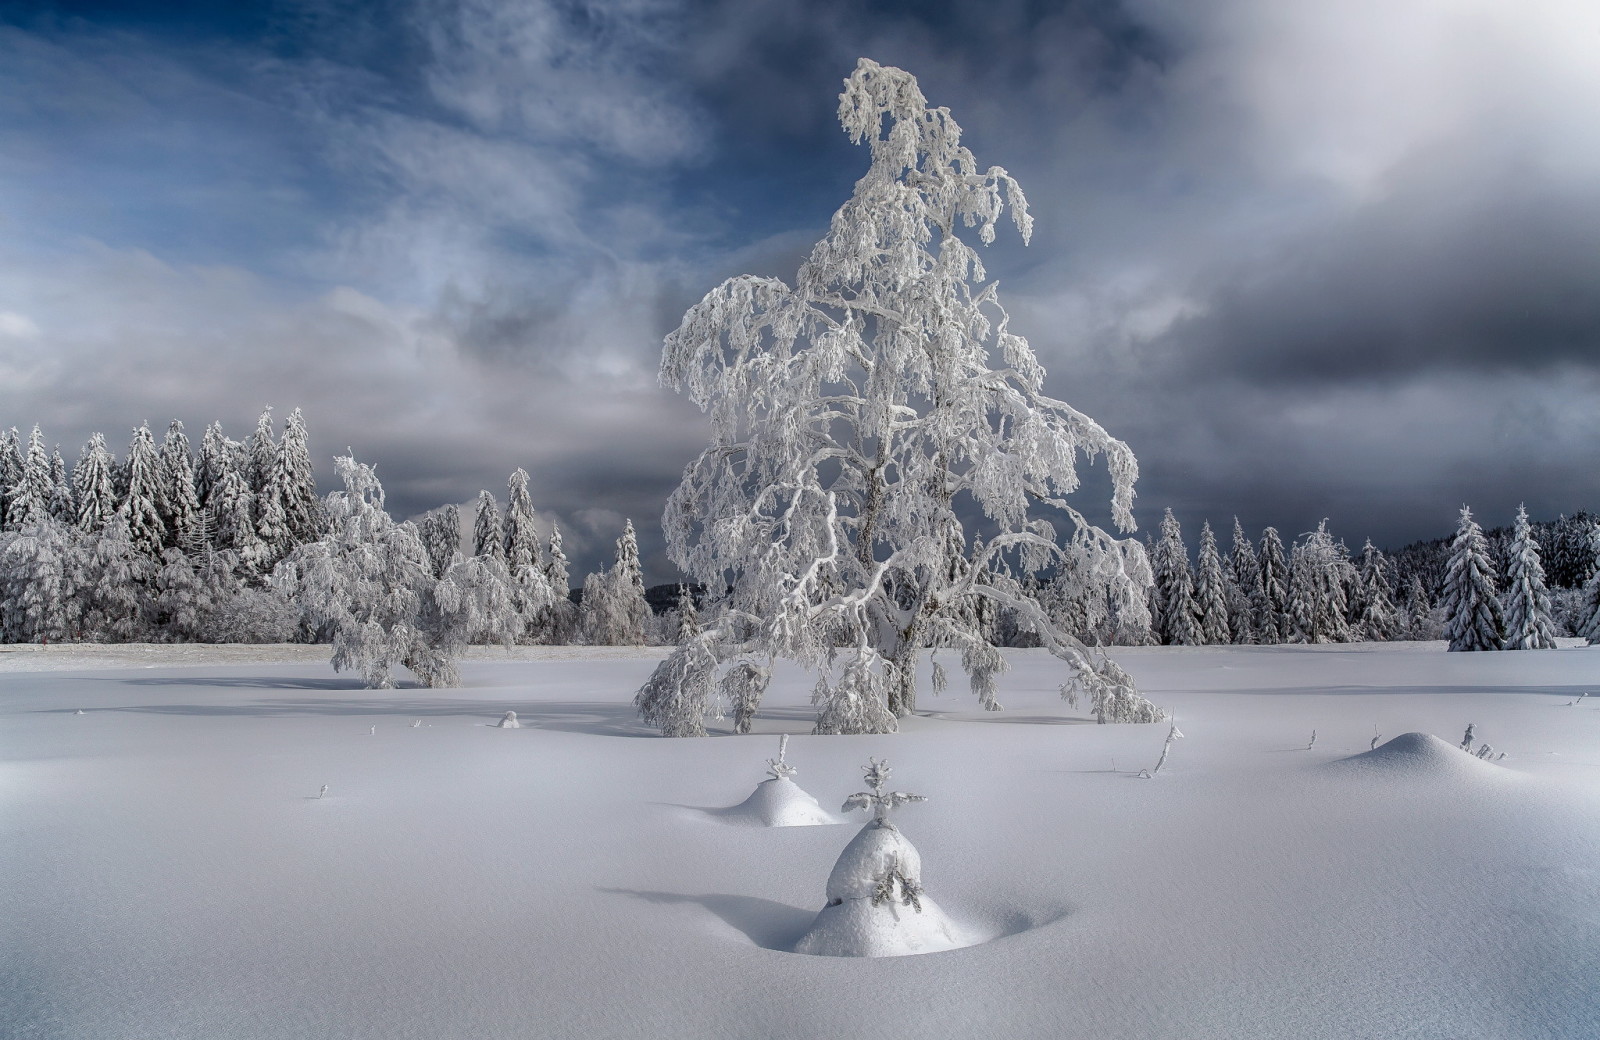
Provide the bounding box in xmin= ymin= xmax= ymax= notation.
xmin=1226 ymin=518 xmax=1259 ymax=644
xmin=1285 ymin=521 xmax=1353 ymax=644
xmin=1255 ymin=526 xmax=1290 ymax=644
xmin=582 ymin=520 xmax=650 ymax=646
xmin=1353 ymin=539 xmax=1400 ymax=642
xmin=1441 ymin=506 xmax=1505 ymax=653
xmin=73 ymin=433 xmax=118 ymax=533
xmin=1579 ymin=524 xmax=1600 ymax=646
xmin=636 ymin=58 xmax=1159 ymax=737
xmin=1502 ymin=504 xmax=1556 ymax=651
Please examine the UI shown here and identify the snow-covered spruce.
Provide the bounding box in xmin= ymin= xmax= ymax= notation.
xmin=793 ymin=759 xmax=969 ymax=957
xmin=1503 ymin=505 xmax=1557 ymax=651
xmin=721 ymin=735 xmax=837 ymax=827
xmin=1151 ymin=508 xmax=1200 ymax=646
xmin=1442 ymin=507 xmax=1505 ymax=652
xmin=637 ymin=58 xmax=1160 ymax=737
xmin=1285 ymin=521 xmax=1353 ymax=644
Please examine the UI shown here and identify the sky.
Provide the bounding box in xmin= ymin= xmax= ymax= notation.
xmin=2 ymin=0 xmax=1598 ymax=582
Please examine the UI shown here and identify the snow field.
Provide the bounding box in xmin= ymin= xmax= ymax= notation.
xmin=4 ymin=644 xmax=1600 ymax=1039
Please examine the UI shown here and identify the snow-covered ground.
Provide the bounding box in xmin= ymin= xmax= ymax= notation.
xmin=5 ymin=642 xmax=1598 ymax=1039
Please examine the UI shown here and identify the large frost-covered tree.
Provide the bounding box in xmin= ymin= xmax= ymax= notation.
xmin=1441 ymin=506 xmax=1505 ymax=652
xmin=584 ymin=520 xmax=649 ymax=646
xmin=275 ymin=408 xmax=320 ymax=545
xmin=7 ymin=425 xmax=53 ymax=530
xmin=1578 ymin=524 xmax=1600 ymax=645
xmin=120 ymin=424 xmax=167 ymax=557
xmin=1226 ymin=518 xmax=1259 ymax=644
xmin=472 ymin=491 xmax=504 ymax=562
xmin=1352 ymin=539 xmax=1400 ymax=641
xmin=502 ymin=469 xmax=555 ymax=639
xmin=159 ymin=420 xmax=202 ymax=551
xmin=1502 ymin=504 xmax=1557 ymax=651
xmin=636 ymin=59 xmax=1158 ymax=736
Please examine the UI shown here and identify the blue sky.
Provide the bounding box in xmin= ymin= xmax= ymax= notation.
xmin=3 ymin=0 xmax=1599 ymax=580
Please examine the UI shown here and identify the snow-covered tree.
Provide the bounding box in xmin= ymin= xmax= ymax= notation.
xmin=246 ymin=407 xmax=276 ymax=495
xmin=208 ymin=468 xmax=267 ymax=572
xmin=674 ymin=584 xmax=701 ymax=644
xmin=0 ymin=428 xmax=23 ymax=529
xmin=583 ymin=520 xmax=650 ymax=646
xmin=73 ymin=433 xmax=118 ymax=533
xmin=1547 ymin=511 xmax=1596 ymax=590
xmin=275 ymin=408 xmax=320 ymax=545
xmin=148 ymin=548 xmax=207 ymax=641
xmin=6 ymin=425 xmax=53 ymax=531
xmin=421 ymin=505 xmax=461 ymax=579
xmin=1577 ymin=524 xmax=1600 ymax=645
xmin=636 ymin=59 xmax=1157 ymax=736
xmin=275 ymin=456 xmax=518 ymax=688
xmin=502 ymin=469 xmax=555 ymax=639
xmin=47 ymin=446 xmax=74 ymax=523
xmin=1403 ymin=575 xmax=1438 ymax=640
xmin=1193 ymin=521 xmax=1231 ymax=644
xmin=1226 ymin=518 xmax=1259 ymax=644
xmin=1151 ymin=509 xmax=1200 ymax=646
xmin=0 ymin=516 xmax=76 ymax=641
xmin=1502 ymin=504 xmax=1557 ymax=651
xmin=540 ymin=521 xmax=577 ymax=644
xmin=1256 ymin=527 xmax=1290 ymax=644
xmin=1353 ymin=539 xmax=1401 ymax=641
xmin=159 ymin=421 xmax=202 ymax=550
xmin=196 ymin=422 xmax=231 ymax=508
xmin=69 ymin=516 xmax=153 ymax=641
xmin=472 ymin=490 xmax=504 ymax=562
xmin=1441 ymin=506 xmax=1505 ymax=652
xmin=119 ymin=424 xmax=167 ymax=557
xmin=1285 ymin=521 xmax=1353 ymax=644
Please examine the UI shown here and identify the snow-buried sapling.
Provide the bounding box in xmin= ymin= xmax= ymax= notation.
xmin=794 ymin=759 xmax=971 ymax=957
xmin=496 ymin=710 xmax=520 ymax=729
xmin=724 ymin=735 xmax=837 ymax=827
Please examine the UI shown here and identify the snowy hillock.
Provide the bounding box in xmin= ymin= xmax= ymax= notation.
xmin=721 ymin=777 xmax=837 ymax=828
xmin=716 ymin=735 xmax=837 ymax=827
xmin=1334 ymin=731 xmax=1508 ymax=780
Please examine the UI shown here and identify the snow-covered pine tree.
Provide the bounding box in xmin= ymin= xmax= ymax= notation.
xmin=546 ymin=522 xmax=570 ymax=601
xmin=119 ymin=424 xmax=167 ymax=558
xmin=502 ymin=469 xmax=554 ymax=639
xmin=6 ymin=425 xmax=53 ymax=531
xmin=1256 ymin=527 xmax=1290 ymax=644
xmin=1151 ymin=509 xmax=1200 ymax=646
xmin=421 ymin=505 xmax=461 ymax=579
xmin=0 ymin=428 xmax=22 ymax=529
xmin=275 ymin=456 xmax=518 ymax=688
xmin=196 ymin=422 xmax=230 ymax=508
xmin=0 ymin=515 xmax=76 ymax=642
xmin=208 ymin=467 xmax=267 ymax=572
xmin=69 ymin=515 xmax=152 ymax=641
xmin=540 ymin=521 xmax=577 ymax=644
xmin=1404 ymin=575 xmax=1437 ymax=639
xmin=675 ymin=583 xmax=700 ymax=644
xmin=1441 ymin=506 xmax=1505 ymax=652
xmin=1193 ymin=521 xmax=1231 ymax=644
xmin=1285 ymin=521 xmax=1354 ymax=643
xmin=584 ymin=521 xmax=649 ymax=646
xmin=149 ymin=548 xmax=207 ymax=641
xmin=1226 ymin=518 xmax=1259 ymax=644
xmin=48 ymin=446 xmax=74 ymax=523
xmin=1503 ymin=504 xmax=1557 ymax=650
xmin=1547 ymin=511 xmax=1596 ymax=590
xmin=1578 ymin=524 xmax=1600 ymax=645
xmin=636 ymin=58 xmax=1155 ymax=736
xmin=1353 ymin=539 xmax=1400 ymax=641
xmin=246 ymin=407 xmax=275 ymax=495
xmin=472 ymin=490 xmax=504 ymax=561
xmin=276 ymin=408 xmax=320 ymax=545
xmin=73 ymin=433 xmax=117 ymax=533
xmin=159 ymin=421 xmax=202 ymax=550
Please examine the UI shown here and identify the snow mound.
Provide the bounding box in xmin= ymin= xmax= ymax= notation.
xmin=495 ymin=711 xmax=520 ymax=729
xmin=793 ymin=823 xmax=974 ymax=957
xmin=1334 ymin=732 xmax=1505 ymax=778
xmin=720 ymin=777 xmax=838 ymax=828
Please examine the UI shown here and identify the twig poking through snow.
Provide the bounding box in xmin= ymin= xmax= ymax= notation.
xmin=318 ymin=785 xmax=328 ymax=799
xmin=1138 ymin=722 xmax=1184 ymax=778
xmin=1568 ymin=692 xmax=1587 ymax=707
xmin=1460 ymin=723 xmax=1475 ymax=751
xmin=369 ymin=726 xmax=375 ymax=736
xmin=1371 ymin=726 xmax=1381 ymax=751
xmin=411 ymin=719 xmax=422 ymax=728
xmin=1306 ymin=729 xmax=1317 ymax=751
xmin=766 ymin=734 xmax=797 ymax=780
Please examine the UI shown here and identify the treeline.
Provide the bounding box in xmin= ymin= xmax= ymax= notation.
xmin=0 ymin=412 xmax=694 ymax=654
xmin=1024 ymin=507 xmax=1596 ymax=649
